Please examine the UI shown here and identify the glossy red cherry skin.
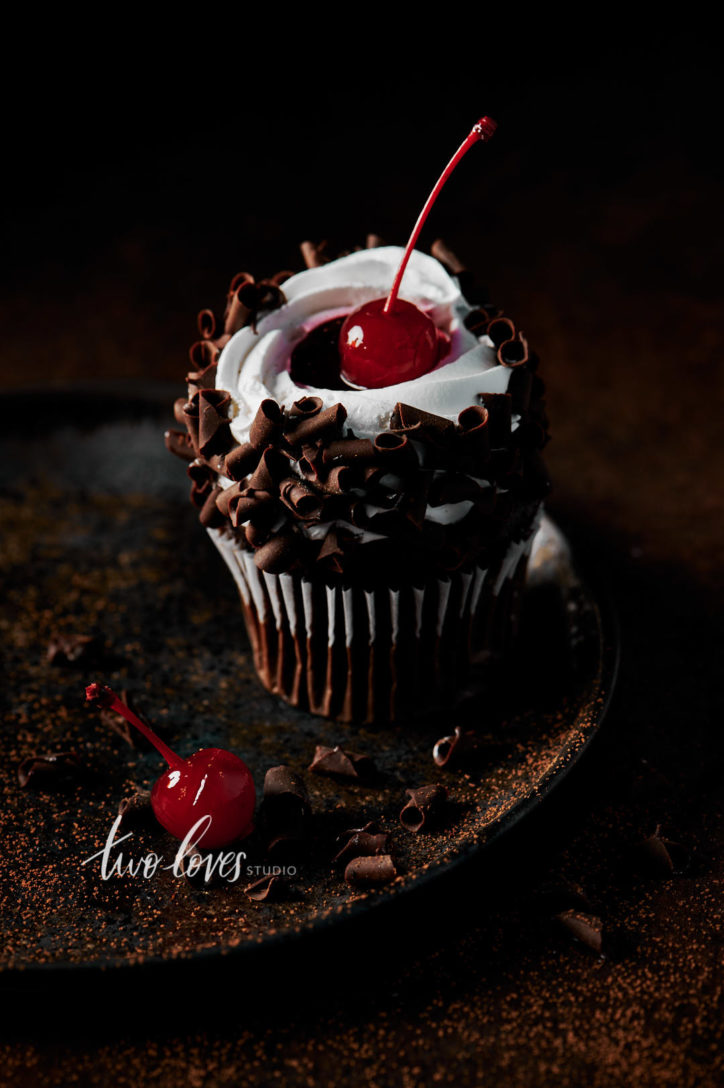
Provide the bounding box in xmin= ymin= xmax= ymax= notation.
xmin=339 ymin=297 xmax=442 ymax=389
xmin=150 ymin=748 xmax=256 ymax=849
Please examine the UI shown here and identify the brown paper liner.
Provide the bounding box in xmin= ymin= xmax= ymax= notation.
xmin=209 ymin=524 xmax=538 ymax=724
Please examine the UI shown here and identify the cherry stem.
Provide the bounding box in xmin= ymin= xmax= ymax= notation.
xmin=85 ymin=683 xmax=184 ymax=770
xmin=384 ymin=116 xmax=497 ymax=315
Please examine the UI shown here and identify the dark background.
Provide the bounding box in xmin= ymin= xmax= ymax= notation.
xmin=2 ymin=27 xmax=723 ymax=1087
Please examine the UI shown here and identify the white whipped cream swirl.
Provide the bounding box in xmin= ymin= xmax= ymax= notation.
xmin=216 ymin=247 xmax=511 ymax=442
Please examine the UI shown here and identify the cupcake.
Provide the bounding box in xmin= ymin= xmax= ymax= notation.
xmin=166 ymin=240 xmax=550 ymax=722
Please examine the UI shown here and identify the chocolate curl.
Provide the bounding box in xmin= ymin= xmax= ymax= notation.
xmin=297 ymin=444 xmax=323 ymax=482
xmin=300 ymin=239 xmax=328 ymax=268
xmin=498 ymin=332 xmax=529 ymax=368
xmin=486 ymin=316 xmax=516 ymax=349
xmin=333 ymin=831 xmax=388 ymax=865
xmin=344 ymin=855 xmax=397 ymax=888
xmin=399 ymin=784 xmax=447 ymax=832
xmin=46 ymin=633 xmax=100 ymax=666
xmin=197 ymin=389 xmax=232 ymax=455
xmin=457 ymin=405 xmax=490 ymax=459
xmin=117 ymin=789 xmax=153 ymax=827
xmin=633 ymin=826 xmax=690 ymax=877
xmin=224 ymin=442 xmax=260 ymax=482
xmin=247 ymin=447 xmax=285 ymax=493
xmin=390 ymin=402 xmax=455 ymax=442
xmin=227 ymin=488 xmax=275 ymax=528
xmin=254 ymin=534 xmax=297 ymax=574
xmin=164 ymin=428 xmax=196 ymax=462
xmin=556 ymin=910 xmax=604 ymax=956
xmin=432 ymin=726 xmax=478 ymax=767
xmin=224 ymin=272 xmax=255 ymax=335
xmin=464 ymin=307 xmax=496 ymax=336
xmin=245 ymin=874 xmax=287 ymax=902
xmin=260 ymin=766 xmax=310 ymax=840
xmin=249 ymin=399 xmax=283 ymax=449
xmin=187 ymin=460 xmax=215 ymax=508
xmin=197 ymin=308 xmax=218 ymax=340
xmin=199 ymin=486 xmax=226 ymax=528
xmin=308 ymin=745 xmax=374 ymax=780
xmin=508 ymin=366 xmax=533 ymax=414
xmin=323 ymin=437 xmax=376 ymax=465
xmin=316 ymin=527 xmax=354 ymax=574
xmin=431 ymin=237 xmax=466 ymax=276
xmin=173 ymin=397 xmax=189 ymax=424
xmin=279 ymin=478 xmax=324 ymax=521
xmin=17 ymin=752 xmax=81 ymax=789
xmin=288 ymin=395 xmax=323 ymax=419
xmin=317 ymin=465 xmax=354 ymax=495
xmin=246 ymin=521 xmax=271 ymax=548
xmin=373 ymin=432 xmax=418 ymax=469
xmin=479 ymin=393 xmax=512 ymax=448
xmin=399 ymin=474 xmax=430 ymax=530
xmin=214 ymin=483 xmax=238 ymax=518
xmin=284 ymin=404 xmax=347 ymax=447
xmin=186 ymin=345 xmax=219 ymax=389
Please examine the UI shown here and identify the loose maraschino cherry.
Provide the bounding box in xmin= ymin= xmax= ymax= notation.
xmin=85 ymin=684 xmax=255 ymax=849
xmin=339 ymin=116 xmax=497 ymax=389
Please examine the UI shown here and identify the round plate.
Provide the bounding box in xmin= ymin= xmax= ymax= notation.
xmin=0 ymin=386 xmax=618 ymax=984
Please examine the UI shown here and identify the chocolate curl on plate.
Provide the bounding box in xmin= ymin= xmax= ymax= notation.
xmin=46 ymin=633 xmax=100 ymax=666
xmin=199 ymin=486 xmax=226 ymax=529
xmin=284 ymin=403 xmax=347 ymax=447
xmin=498 ymin=332 xmax=529 ymax=368
xmin=555 ymin=910 xmax=604 ymax=956
xmin=333 ymin=831 xmax=389 ymax=865
xmin=457 ymin=405 xmax=490 ymax=459
xmin=390 ymin=402 xmax=455 ymax=443
xmin=373 ymin=431 xmax=418 ymax=469
xmin=399 ymin=784 xmax=448 ymax=832
xmin=164 ymin=428 xmax=196 ymax=462
xmin=245 ymin=874 xmax=288 ymax=902
xmin=486 ymin=316 xmax=516 ymax=349
xmin=309 ymin=744 xmax=374 ymax=780
xmin=344 ymin=855 xmax=397 ymax=888
xmin=633 ymin=826 xmax=690 ymax=877
xmin=117 ymin=788 xmax=153 ymax=827
xmin=224 ymin=442 xmax=260 ymax=482
xmin=478 ymin=392 xmax=512 ymax=448
xmin=260 ymin=765 xmax=310 ymax=840
xmin=224 ymin=272 xmax=255 ymax=335
xmin=323 ymin=437 xmax=376 ymax=465
xmin=17 ymin=752 xmax=81 ymax=789
xmin=174 ymin=397 xmax=189 ymax=424
xmin=227 ymin=487 xmax=276 ymax=528
xmin=279 ymin=478 xmax=324 ymax=521
xmin=300 ymin=239 xmax=328 ymax=268
xmin=254 ymin=533 xmax=298 ymax=574
xmin=187 ymin=460 xmax=216 ymax=507
xmin=433 ymin=726 xmax=478 ymax=767
xmin=249 ymin=399 xmax=283 ymax=449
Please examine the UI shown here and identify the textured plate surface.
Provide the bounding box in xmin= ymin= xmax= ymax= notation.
xmin=0 ymin=387 xmax=618 ymax=979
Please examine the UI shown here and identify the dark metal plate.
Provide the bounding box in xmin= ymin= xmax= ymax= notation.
xmin=0 ymin=386 xmax=618 ymax=982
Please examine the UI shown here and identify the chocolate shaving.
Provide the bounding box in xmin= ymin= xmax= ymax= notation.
xmin=280 ymin=478 xmax=324 ymax=520
xmin=432 ymin=726 xmax=478 ymax=767
xmin=323 ymin=437 xmax=376 ymax=465
xmin=391 ymin=402 xmax=455 ymax=441
xmin=254 ymin=534 xmax=298 ymax=574
xmin=478 ymin=393 xmax=512 ymax=448
xmin=227 ymin=488 xmax=275 ymax=528
xmin=17 ymin=752 xmax=81 ymax=789
xmin=199 ymin=486 xmax=226 ymax=529
xmin=308 ymin=744 xmax=374 ymax=780
xmin=247 ymin=447 xmax=285 ymax=493
xmin=224 ymin=442 xmax=260 ymax=482
xmin=373 ymin=432 xmax=417 ymax=468
xmin=224 ymin=272 xmax=255 ymax=335
xmin=333 ymin=832 xmax=389 ymax=865
xmin=486 ymin=316 xmax=516 ymax=349
xmin=197 ymin=308 xmax=218 ymax=339
xmin=284 ymin=404 xmax=347 ymax=447
xmin=431 ymin=238 xmax=466 ymax=276
xmin=245 ymin=873 xmax=287 ymax=902
xmin=288 ymin=396 xmax=323 ymax=419
xmin=46 ymin=633 xmax=100 ymax=666
xmin=300 ymin=240 xmax=328 ymax=268
xmin=633 ymin=826 xmax=690 ymax=877
xmin=457 ymin=405 xmax=490 ymax=458
xmin=260 ymin=766 xmax=310 ymax=839
xmin=498 ymin=332 xmax=529 ymax=368
xmin=249 ymin=399 xmax=283 ymax=449
xmin=117 ymin=788 xmax=152 ymax=827
xmin=344 ymin=855 xmax=397 ymax=888
xmin=365 ymin=233 xmax=384 ymax=248
xmin=173 ymin=397 xmax=189 ymax=424
xmin=556 ymin=910 xmax=604 ymax=955
xmin=399 ymin=784 xmax=448 ymax=832
xmin=164 ymin=428 xmax=196 ymax=462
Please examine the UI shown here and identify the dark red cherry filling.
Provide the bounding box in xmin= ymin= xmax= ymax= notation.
xmin=86 ymin=684 xmax=255 ymax=849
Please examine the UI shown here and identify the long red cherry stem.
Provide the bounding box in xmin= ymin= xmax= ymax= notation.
xmin=383 ymin=116 xmax=497 ymax=315
xmin=85 ymin=683 xmax=185 ymax=771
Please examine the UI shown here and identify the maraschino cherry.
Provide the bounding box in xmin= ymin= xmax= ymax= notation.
xmin=85 ymin=684 xmax=255 ymax=849
xmin=339 ymin=116 xmax=497 ymax=389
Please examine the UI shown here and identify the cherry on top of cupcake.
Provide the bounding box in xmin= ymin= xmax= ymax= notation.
xmin=335 ymin=117 xmax=496 ymax=391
